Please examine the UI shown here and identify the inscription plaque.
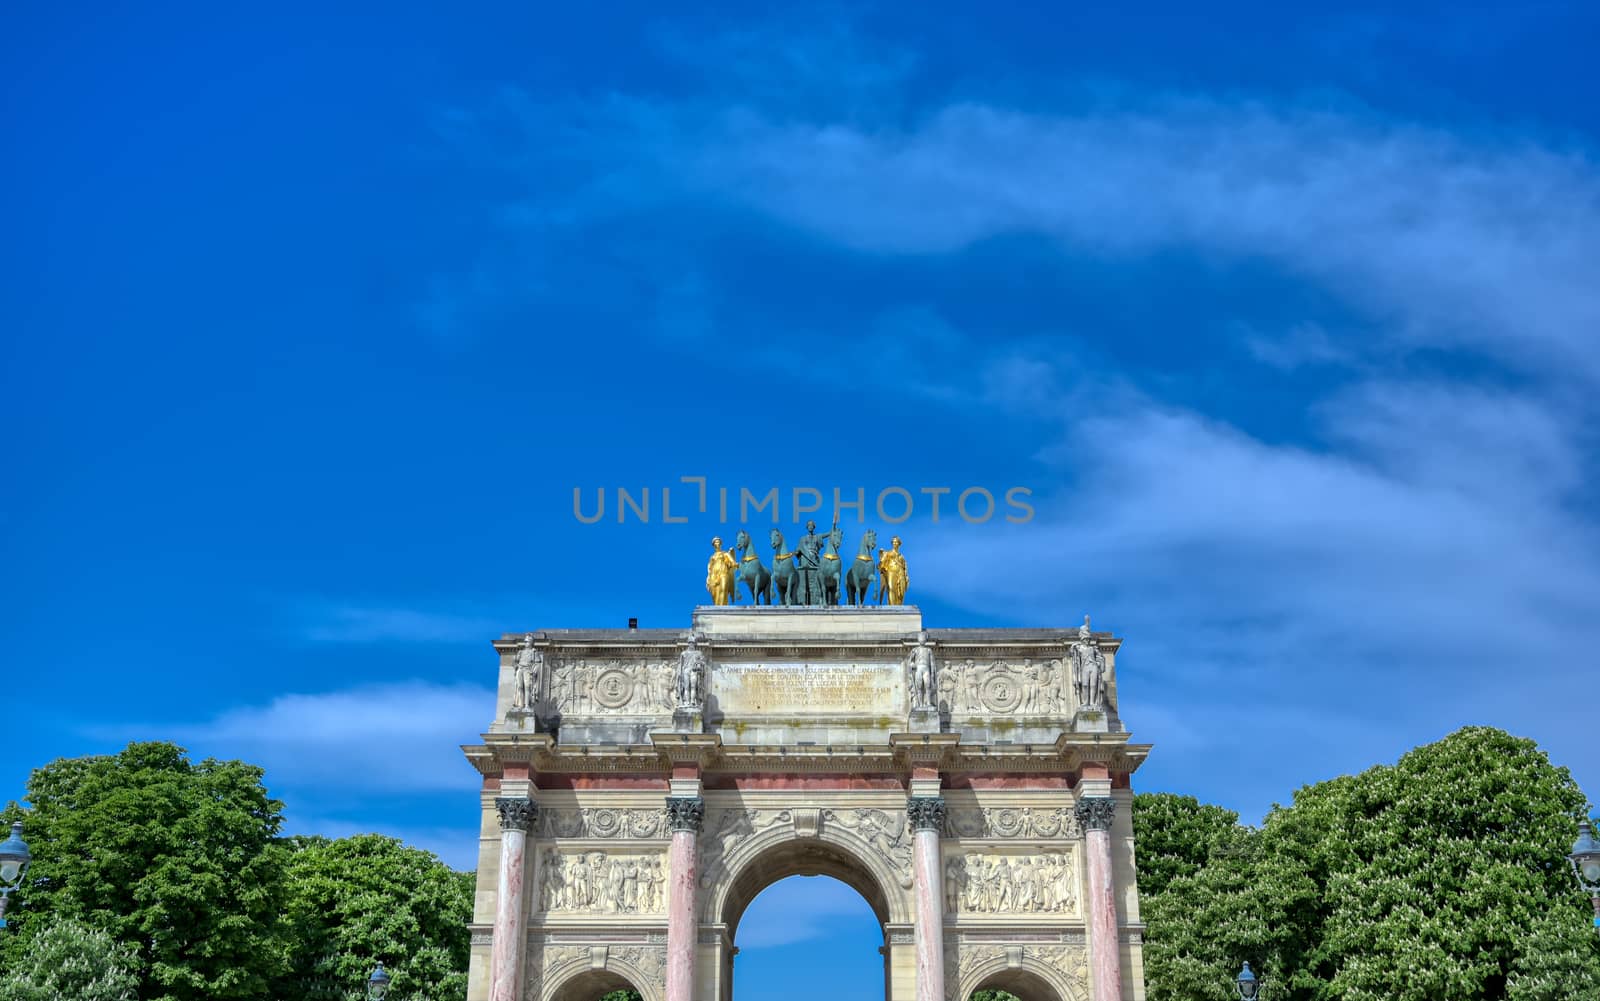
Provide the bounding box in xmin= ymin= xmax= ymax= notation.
xmin=714 ymin=661 xmax=905 ymax=715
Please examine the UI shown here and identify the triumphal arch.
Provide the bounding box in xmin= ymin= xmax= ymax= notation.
xmin=462 ymin=604 xmax=1150 ymax=1001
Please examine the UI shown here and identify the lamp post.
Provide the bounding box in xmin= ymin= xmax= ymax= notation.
xmin=367 ymin=962 xmax=392 ymax=1000
xmin=1570 ymin=819 xmax=1600 ymax=937
xmin=0 ymin=821 xmax=32 ymax=929
xmin=1235 ymin=961 xmax=1261 ymax=1000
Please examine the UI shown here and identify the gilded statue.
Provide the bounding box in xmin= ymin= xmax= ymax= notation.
xmin=877 ymin=535 xmax=909 ymax=605
xmin=705 ymin=536 xmax=738 ymax=606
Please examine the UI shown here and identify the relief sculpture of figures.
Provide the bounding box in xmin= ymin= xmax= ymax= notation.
xmin=907 ymin=630 xmax=936 ymax=709
xmin=952 ymin=852 xmax=1077 ymax=914
xmin=876 ymin=535 xmax=908 ymax=605
xmin=676 ymin=638 xmax=707 ymax=708
xmin=1072 ymin=615 xmax=1107 ymax=711
xmin=705 ymin=536 xmax=738 ymax=606
xmin=539 ymin=849 xmax=664 ymax=914
xmin=511 ymin=632 xmax=541 ymax=712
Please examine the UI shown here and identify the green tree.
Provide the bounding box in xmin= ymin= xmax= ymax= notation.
xmin=0 ymin=742 xmax=291 ymax=1001
xmin=1136 ymin=727 xmax=1600 ymax=1001
xmin=1132 ymin=793 xmax=1247 ymax=898
xmin=0 ymin=917 xmax=140 ymax=1001
xmin=276 ymin=834 xmax=474 ymax=1001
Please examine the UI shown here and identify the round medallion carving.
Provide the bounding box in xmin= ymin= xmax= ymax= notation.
xmin=592 ymin=668 xmax=636 ymax=709
xmin=589 ymin=808 xmax=621 ymax=837
xmin=982 ymin=674 xmax=1021 ymax=713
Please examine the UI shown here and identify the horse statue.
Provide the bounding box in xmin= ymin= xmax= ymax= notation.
xmin=820 ymin=525 xmax=845 ymax=605
xmin=770 ymin=529 xmax=800 ymax=606
xmin=734 ymin=529 xmax=772 ymax=605
xmin=845 ymin=528 xmax=877 ymax=606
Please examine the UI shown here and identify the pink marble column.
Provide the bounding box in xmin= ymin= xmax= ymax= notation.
xmin=490 ymin=797 xmax=537 ymax=1001
xmin=1077 ymin=797 xmax=1122 ymax=1001
xmin=665 ymin=796 xmax=705 ymax=1001
xmin=908 ymin=796 xmax=947 ymax=1001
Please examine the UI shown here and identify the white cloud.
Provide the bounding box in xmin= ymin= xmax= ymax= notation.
xmin=140 ymin=681 xmax=495 ymax=792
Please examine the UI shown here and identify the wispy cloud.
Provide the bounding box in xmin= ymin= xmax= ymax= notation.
xmin=99 ymin=682 xmax=495 ymax=793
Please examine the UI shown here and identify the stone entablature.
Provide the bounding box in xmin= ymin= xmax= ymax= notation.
xmin=465 ymin=606 xmax=1149 ymax=1001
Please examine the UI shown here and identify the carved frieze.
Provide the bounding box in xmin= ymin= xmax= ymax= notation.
xmin=944 ymin=806 xmax=1078 ymax=840
xmin=944 ymin=941 xmax=1090 ymax=1001
xmin=939 ymin=658 xmax=1070 ymax=716
xmin=538 ymin=849 xmax=665 ymax=914
xmin=544 ymin=658 xmax=676 ymax=716
xmin=541 ymin=808 xmax=669 ymax=840
xmin=943 ymin=851 xmax=1078 ymax=914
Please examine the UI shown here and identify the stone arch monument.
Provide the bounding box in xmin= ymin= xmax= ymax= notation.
xmin=464 ymin=605 xmax=1150 ymax=1001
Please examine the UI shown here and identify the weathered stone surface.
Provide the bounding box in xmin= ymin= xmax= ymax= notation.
xmin=467 ymin=606 xmax=1150 ymax=1001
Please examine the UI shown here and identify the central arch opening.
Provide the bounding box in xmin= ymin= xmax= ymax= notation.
xmin=720 ymin=839 xmax=891 ymax=1001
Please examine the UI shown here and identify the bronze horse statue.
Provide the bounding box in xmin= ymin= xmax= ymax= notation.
xmin=734 ymin=529 xmax=772 ymax=604
xmin=770 ymin=529 xmax=800 ymax=606
xmin=820 ymin=525 xmax=845 ymax=605
xmin=845 ymin=528 xmax=877 ymax=606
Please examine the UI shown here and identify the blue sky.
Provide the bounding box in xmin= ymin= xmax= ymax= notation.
xmin=5 ymin=3 xmax=1600 ymax=997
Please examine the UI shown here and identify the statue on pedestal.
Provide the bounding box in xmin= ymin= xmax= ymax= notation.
xmin=907 ymin=630 xmax=936 ymax=710
xmin=705 ymin=537 xmax=738 ymax=606
xmin=676 ymin=638 xmax=707 ymax=709
xmin=877 ymin=536 xmax=908 ymax=605
xmin=512 ymin=633 xmax=542 ymax=712
xmin=1072 ymin=615 xmax=1107 ymax=711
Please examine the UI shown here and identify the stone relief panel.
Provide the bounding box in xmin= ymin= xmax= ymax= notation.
xmin=537 ymin=850 xmax=665 ymax=914
xmin=526 ymin=943 xmax=664 ymax=1001
xmin=822 ymin=807 xmax=914 ymax=880
xmin=944 ymin=805 xmax=1079 ymax=840
xmin=544 ymin=658 xmax=676 ymax=716
xmin=539 ymin=808 xmax=669 ymax=840
xmin=939 ymin=658 xmax=1070 ymax=716
xmin=944 ymin=851 xmax=1078 ymax=915
xmin=944 ymin=942 xmax=1091 ymax=1001
xmin=697 ymin=809 xmax=794 ymax=888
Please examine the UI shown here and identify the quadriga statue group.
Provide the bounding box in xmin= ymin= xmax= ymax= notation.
xmin=705 ymin=520 xmax=909 ymax=607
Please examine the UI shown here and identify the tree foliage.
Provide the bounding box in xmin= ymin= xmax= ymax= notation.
xmin=1 ymin=742 xmax=291 ymax=1001
xmin=1136 ymin=727 xmax=1600 ymax=1001
xmin=0 ymin=917 xmax=140 ymax=1001
xmin=275 ymin=833 xmax=474 ymax=1001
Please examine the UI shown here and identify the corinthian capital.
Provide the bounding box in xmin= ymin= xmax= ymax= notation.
xmin=1074 ymin=796 xmax=1116 ymax=833
xmin=907 ymin=796 xmax=947 ymax=833
xmin=495 ymin=796 xmax=539 ymax=833
xmin=665 ymin=796 xmax=705 ymax=834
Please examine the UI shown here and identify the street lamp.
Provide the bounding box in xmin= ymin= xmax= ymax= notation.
xmin=367 ymin=962 xmax=392 ymax=1001
xmin=1235 ymin=961 xmax=1260 ymax=1000
xmin=1570 ymin=819 xmax=1600 ymax=936
xmin=0 ymin=821 xmax=31 ymax=929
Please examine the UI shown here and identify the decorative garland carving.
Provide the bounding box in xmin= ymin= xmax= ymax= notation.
xmin=944 ymin=806 xmax=1079 ymax=840
xmin=541 ymin=808 xmax=668 ymax=840
xmin=943 ymin=942 xmax=1091 ymax=1001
